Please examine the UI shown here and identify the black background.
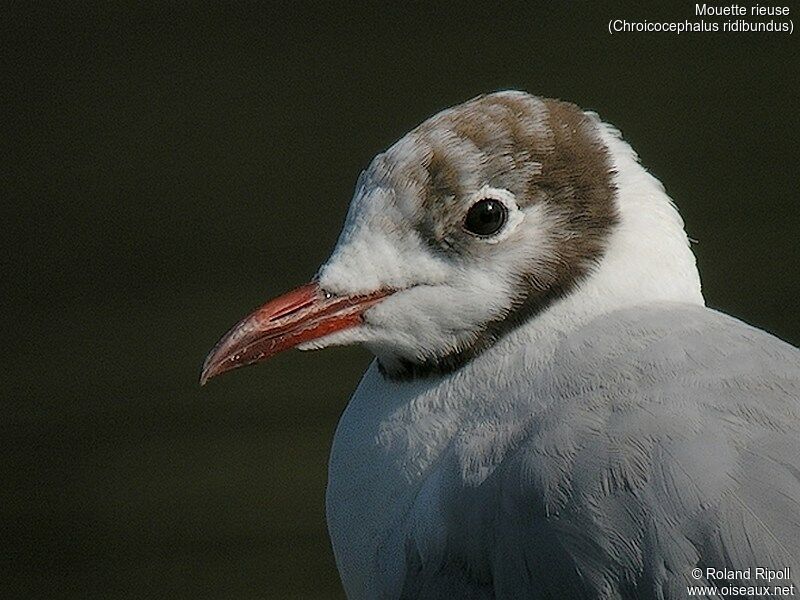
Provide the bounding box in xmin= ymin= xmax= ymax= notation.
xmin=3 ymin=3 xmax=798 ymax=599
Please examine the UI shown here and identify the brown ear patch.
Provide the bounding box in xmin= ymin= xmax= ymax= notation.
xmin=529 ymin=98 xmax=619 ymax=290
xmin=377 ymin=93 xmax=620 ymax=379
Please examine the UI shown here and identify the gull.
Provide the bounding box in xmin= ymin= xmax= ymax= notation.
xmin=201 ymin=92 xmax=800 ymax=599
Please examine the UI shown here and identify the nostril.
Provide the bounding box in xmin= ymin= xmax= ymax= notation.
xmin=263 ymin=284 xmax=320 ymax=322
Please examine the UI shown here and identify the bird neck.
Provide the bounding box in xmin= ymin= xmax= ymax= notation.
xmin=592 ymin=122 xmax=704 ymax=311
xmin=483 ymin=123 xmax=705 ymax=377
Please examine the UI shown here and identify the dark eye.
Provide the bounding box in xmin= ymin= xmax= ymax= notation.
xmin=463 ymin=199 xmax=508 ymax=237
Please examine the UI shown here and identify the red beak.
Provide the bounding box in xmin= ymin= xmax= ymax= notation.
xmin=200 ymin=282 xmax=391 ymax=385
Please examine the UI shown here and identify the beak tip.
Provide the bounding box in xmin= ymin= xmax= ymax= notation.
xmin=198 ymin=353 xmax=220 ymax=387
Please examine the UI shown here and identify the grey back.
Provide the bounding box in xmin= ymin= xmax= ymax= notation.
xmin=401 ymin=303 xmax=800 ymax=599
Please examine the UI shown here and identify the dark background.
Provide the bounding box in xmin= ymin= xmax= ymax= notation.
xmin=3 ymin=3 xmax=798 ymax=599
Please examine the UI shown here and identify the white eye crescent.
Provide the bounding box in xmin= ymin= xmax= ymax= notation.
xmin=465 ymin=186 xmax=524 ymax=244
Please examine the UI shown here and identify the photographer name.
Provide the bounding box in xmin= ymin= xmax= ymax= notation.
xmin=706 ymin=567 xmax=792 ymax=582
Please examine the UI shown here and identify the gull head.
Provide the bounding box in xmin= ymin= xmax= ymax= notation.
xmin=201 ymin=91 xmax=700 ymax=383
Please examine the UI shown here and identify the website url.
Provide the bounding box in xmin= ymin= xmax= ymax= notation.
xmin=687 ymin=584 xmax=796 ymax=596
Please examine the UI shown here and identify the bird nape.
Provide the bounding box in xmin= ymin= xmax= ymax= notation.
xmin=202 ymin=91 xmax=800 ymax=600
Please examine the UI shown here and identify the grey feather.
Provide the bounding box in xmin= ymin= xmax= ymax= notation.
xmin=400 ymin=303 xmax=800 ymax=599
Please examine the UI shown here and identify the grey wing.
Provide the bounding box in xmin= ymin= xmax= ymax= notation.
xmin=493 ymin=303 xmax=800 ymax=599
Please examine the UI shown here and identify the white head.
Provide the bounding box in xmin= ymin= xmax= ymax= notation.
xmin=201 ymin=91 xmax=703 ymax=383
